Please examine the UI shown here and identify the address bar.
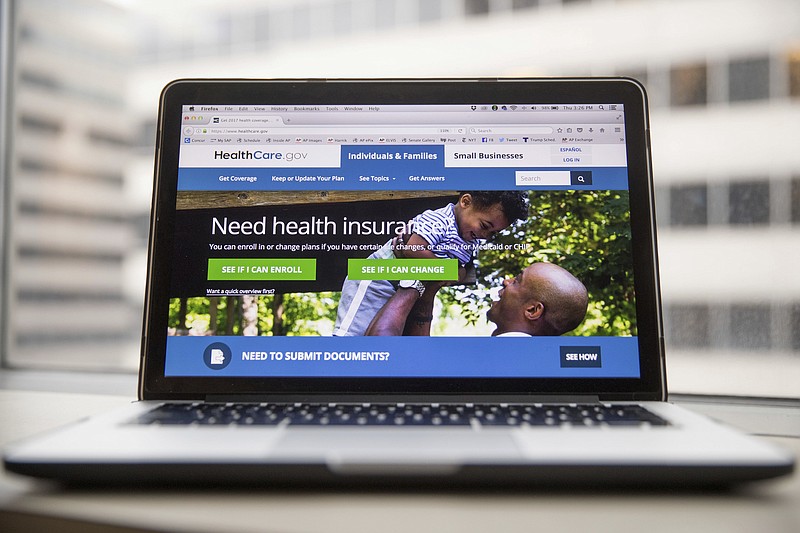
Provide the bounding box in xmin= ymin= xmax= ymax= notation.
xmin=198 ymin=126 xmax=467 ymax=135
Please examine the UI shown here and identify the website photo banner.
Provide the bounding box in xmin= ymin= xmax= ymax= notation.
xmin=167 ymin=187 xmax=637 ymax=342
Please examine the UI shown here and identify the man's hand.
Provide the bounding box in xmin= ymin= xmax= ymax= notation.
xmin=391 ymin=234 xmax=408 ymax=258
xmin=373 ymin=234 xmax=469 ymax=336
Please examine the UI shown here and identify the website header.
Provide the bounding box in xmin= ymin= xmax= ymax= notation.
xmin=179 ymin=144 xmax=626 ymax=169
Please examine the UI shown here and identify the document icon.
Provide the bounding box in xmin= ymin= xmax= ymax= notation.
xmin=210 ymin=349 xmax=225 ymax=365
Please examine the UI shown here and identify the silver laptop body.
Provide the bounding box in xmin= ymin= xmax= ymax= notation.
xmin=4 ymin=78 xmax=794 ymax=486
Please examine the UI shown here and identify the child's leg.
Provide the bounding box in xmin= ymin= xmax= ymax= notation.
xmin=333 ymin=278 xmax=396 ymax=336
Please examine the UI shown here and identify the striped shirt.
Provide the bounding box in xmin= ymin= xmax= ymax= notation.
xmin=411 ymin=203 xmax=479 ymax=264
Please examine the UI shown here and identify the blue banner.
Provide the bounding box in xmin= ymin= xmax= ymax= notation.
xmin=164 ymin=335 xmax=640 ymax=378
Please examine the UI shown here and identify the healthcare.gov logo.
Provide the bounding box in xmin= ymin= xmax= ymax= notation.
xmin=203 ymin=342 xmax=232 ymax=370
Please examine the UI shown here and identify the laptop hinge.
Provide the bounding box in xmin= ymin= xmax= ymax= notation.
xmin=204 ymin=394 xmax=602 ymax=404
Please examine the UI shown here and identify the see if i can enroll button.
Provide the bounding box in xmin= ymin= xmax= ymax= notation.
xmin=207 ymin=258 xmax=317 ymax=280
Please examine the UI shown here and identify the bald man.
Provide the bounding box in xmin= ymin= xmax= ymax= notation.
xmin=364 ymin=262 xmax=589 ymax=337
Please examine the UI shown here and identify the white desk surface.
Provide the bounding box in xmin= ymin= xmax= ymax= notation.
xmin=0 ymin=389 xmax=797 ymax=533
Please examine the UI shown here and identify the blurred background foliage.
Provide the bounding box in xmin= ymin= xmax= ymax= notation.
xmin=439 ymin=190 xmax=636 ymax=336
xmin=169 ymin=292 xmax=339 ymax=336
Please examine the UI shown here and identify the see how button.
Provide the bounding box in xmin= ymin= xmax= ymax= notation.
xmin=560 ymin=346 xmax=602 ymax=368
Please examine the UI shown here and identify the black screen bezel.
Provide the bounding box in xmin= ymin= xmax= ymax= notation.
xmin=139 ymin=78 xmax=665 ymax=401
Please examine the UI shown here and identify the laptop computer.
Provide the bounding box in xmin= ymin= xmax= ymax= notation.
xmin=4 ymin=78 xmax=794 ymax=486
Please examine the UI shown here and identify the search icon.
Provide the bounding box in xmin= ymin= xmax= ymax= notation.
xmin=569 ymin=171 xmax=593 ymax=185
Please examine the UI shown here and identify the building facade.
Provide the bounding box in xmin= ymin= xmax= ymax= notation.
xmin=6 ymin=0 xmax=799 ymax=392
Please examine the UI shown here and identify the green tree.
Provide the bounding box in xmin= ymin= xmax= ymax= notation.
xmin=439 ymin=190 xmax=636 ymax=336
xmin=168 ymin=292 xmax=340 ymax=336
xmin=275 ymin=291 xmax=339 ymax=336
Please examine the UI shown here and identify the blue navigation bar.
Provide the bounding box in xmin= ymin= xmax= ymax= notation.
xmin=178 ymin=145 xmax=629 ymax=191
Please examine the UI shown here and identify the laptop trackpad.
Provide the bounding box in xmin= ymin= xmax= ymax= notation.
xmin=274 ymin=429 xmax=522 ymax=465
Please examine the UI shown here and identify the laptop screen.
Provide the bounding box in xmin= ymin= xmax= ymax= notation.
xmin=161 ymin=97 xmax=643 ymax=380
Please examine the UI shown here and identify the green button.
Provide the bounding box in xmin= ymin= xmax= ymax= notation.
xmin=348 ymin=258 xmax=458 ymax=281
xmin=208 ymin=258 xmax=316 ymax=281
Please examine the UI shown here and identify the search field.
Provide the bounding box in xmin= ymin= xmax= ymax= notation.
xmin=469 ymin=126 xmax=553 ymax=135
xmin=515 ymin=171 xmax=571 ymax=186
xmin=515 ymin=171 xmax=594 ymax=186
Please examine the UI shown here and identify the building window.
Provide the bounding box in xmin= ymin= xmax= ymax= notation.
xmin=375 ymin=0 xmax=397 ymax=29
xmin=215 ymin=14 xmax=233 ymax=53
xmin=666 ymin=304 xmax=710 ymax=348
xmin=792 ymin=304 xmax=800 ymax=351
xmin=19 ymin=70 xmax=60 ymax=91
xmin=729 ymin=181 xmax=770 ymax=225
xmin=670 ymin=184 xmax=707 ymax=226
xmin=670 ymin=63 xmax=707 ymax=107
xmin=19 ymin=114 xmax=62 ymax=135
xmin=138 ymin=119 xmax=157 ymax=149
xmin=728 ymin=56 xmax=770 ymax=102
xmin=654 ymin=185 xmax=669 ymax=226
xmin=730 ymin=304 xmax=772 ymax=350
xmin=465 ymin=0 xmax=490 ymax=16
xmin=333 ymin=1 xmax=353 ymax=35
xmin=789 ymin=49 xmax=800 ymax=98
xmin=254 ymin=11 xmax=270 ymax=46
xmin=419 ymin=0 xmax=443 ymax=23
xmin=791 ymin=177 xmax=800 ymax=223
xmin=292 ymin=5 xmax=312 ymax=41
xmin=512 ymin=0 xmax=539 ymax=10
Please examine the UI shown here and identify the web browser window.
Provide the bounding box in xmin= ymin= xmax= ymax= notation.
xmin=166 ymin=103 xmax=637 ymax=379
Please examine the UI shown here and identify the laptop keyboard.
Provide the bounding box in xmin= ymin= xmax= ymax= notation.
xmin=133 ymin=403 xmax=669 ymax=428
